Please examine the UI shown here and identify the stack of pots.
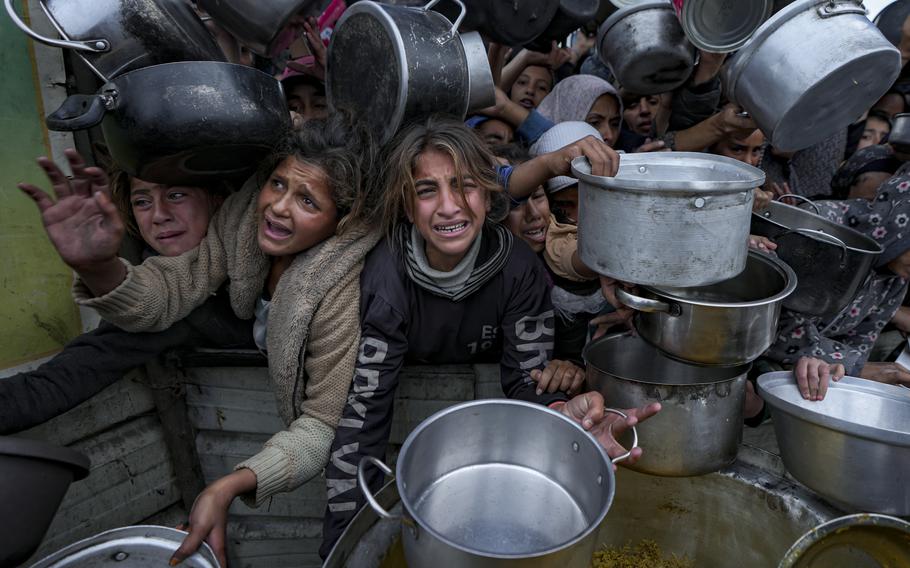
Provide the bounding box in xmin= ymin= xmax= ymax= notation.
xmin=572 ymin=153 xmax=799 ymax=477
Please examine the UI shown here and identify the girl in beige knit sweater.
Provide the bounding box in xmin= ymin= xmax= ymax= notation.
xmin=19 ymin=112 xmax=380 ymax=566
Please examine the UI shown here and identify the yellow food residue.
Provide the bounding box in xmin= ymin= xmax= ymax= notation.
xmin=592 ymin=539 xmax=693 ymax=568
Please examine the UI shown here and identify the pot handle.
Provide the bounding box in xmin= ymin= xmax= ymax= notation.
xmin=778 ymin=227 xmax=848 ymax=264
xmin=817 ymin=0 xmax=867 ymax=18
xmin=4 ymin=0 xmax=109 ymax=52
xmin=421 ymin=0 xmax=466 ymax=41
xmin=605 ymin=408 xmax=638 ymax=465
xmin=775 ymin=193 xmax=821 ymax=215
xmin=45 ymin=93 xmax=111 ymax=132
xmin=616 ymin=288 xmax=682 ymax=317
xmin=358 ymin=456 xmax=399 ymax=521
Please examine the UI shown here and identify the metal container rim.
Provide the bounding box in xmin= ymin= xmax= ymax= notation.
xmin=678 ymin=0 xmax=773 ymax=53
xmin=757 ymin=372 xmax=910 ymax=447
xmin=599 ymin=0 xmax=676 ymax=41
xmin=643 ymin=250 xmax=798 ymax=309
xmin=779 ymin=513 xmax=910 ymax=568
xmin=583 ymin=332 xmax=753 ymax=384
xmin=572 ymin=153 xmax=765 ymax=193
xmin=395 ymin=399 xmax=616 ymax=559
xmin=753 ymin=201 xmax=886 ymax=255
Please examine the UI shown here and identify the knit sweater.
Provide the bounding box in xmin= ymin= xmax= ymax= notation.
xmin=74 ymin=177 xmax=380 ymax=505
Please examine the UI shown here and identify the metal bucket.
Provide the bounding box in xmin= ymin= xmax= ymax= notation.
xmin=572 ymin=153 xmax=764 ymax=287
xmin=672 ymin=0 xmax=773 ymax=52
xmin=30 ymin=526 xmax=220 ymax=567
xmin=723 ymin=0 xmax=901 ymax=152
xmin=758 ymin=373 xmax=910 ymax=516
xmin=616 ymin=251 xmax=797 ymax=366
xmin=596 ymin=0 xmax=696 ymax=95
xmin=751 ymin=200 xmax=883 ymax=317
xmin=326 ymin=449 xmax=844 ymax=568
xmin=584 ymin=333 xmax=749 ymax=476
xmin=357 ymin=399 xmax=636 ymax=567
xmin=196 ymin=0 xmax=322 ymax=56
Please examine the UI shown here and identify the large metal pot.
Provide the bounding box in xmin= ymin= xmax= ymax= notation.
xmin=31 ymin=526 xmax=220 ymax=567
xmin=889 ymin=112 xmax=910 ymax=146
xmin=196 ymin=0 xmax=324 ymax=56
xmin=0 ymin=437 xmax=89 ymax=567
xmin=457 ymin=0 xmax=559 ymax=46
xmin=327 ymin=0 xmax=494 ymax=144
xmin=584 ymin=333 xmax=749 ymax=476
xmin=616 ymin=251 xmax=797 ymax=366
xmin=4 ymin=0 xmax=225 ymax=81
xmin=875 ymin=0 xmax=910 ymax=47
xmin=357 ymin=399 xmax=637 ymax=567
xmin=524 ymin=0 xmax=600 ymax=53
xmin=44 ymin=62 xmax=291 ymax=185
xmin=751 ymin=200 xmax=884 ymax=317
xmin=723 ymin=0 xmax=901 ymax=152
xmin=326 ymin=450 xmax=844 ymax=568
xmin=597 ymin=1 xmax=695 ymax=95
xmin=671 ymin=0 xmax=772 ymax=53
xmin=758 ymin=372 xmax=910 ymax=516
xmin=780 ymin=513 xmax=910 ymax=568
xmin=572 ymin=152 xmax=765 ymax=287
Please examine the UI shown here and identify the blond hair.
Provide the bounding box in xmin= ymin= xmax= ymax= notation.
xmin=379 ymin=117 xmax=504 ymax=239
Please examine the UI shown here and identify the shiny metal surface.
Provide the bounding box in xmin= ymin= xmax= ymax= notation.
xmin=752 ymin=201 xmax=883 ymax=317
xmin=597 ymin=0 xmax=695 ymax=95
xmin=30 ymin=526 xmax=220 ymax=567
xmin=889 ymin=112 xmax=910 ymax=146
xmin=328 ymin=1 xmax=474 ymax=143
xmin=572 ymin=153 xmax=764 ymax=287
xmin=460 ymin=31 xmax=495 ymax=113
xmin=197 ymin=0 xmax=321 ymax=56
xmin=457 ymin=0 xmax=559 ymax=46
xmin=621 ymin=251 xmax=797 ymax=366
xmin=28 ymin=0 xmax=224 ymax=81
xmin=326 ymin=453 xmax=845 ymax=568
xmin=723 ymin=0 xmax=901 ymax=152
xmin=584 ymin=333 xmax=749 ymax=476
xmin=375 ymin=399 xmax=617 ymax=567
xmin=780 ymin=513 xmax=910 ymax=568
xmin=758 ymin=373 xmax=910 ymax=515
xmin=673 ymin=0 xmax=772 ymax=53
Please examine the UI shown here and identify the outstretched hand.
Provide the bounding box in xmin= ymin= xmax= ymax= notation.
xmin=548 ymin=135 xmax=620 ymax=178
xmin=18 ymin=149 xmax=124 ymax=273
xmin=555 ymin=391 xmax=661 ymax=467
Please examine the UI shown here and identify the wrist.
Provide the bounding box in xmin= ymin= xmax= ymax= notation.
xmin=211 ymin=468 xmax=257 ymax=502
xmin=73 ymin=256 xmax=121 ymax=276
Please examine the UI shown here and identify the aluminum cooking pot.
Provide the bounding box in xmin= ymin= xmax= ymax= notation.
xmin=327 ymin=0 xmax=494 ymax=144
xmin=723 ymin=0 xmax=901 ymax=152
xmin=751 ymin=200 xmax=883 ymax=317
xmin=875 ymin=0 xmax=910 ymax=47
xmin=524 ymin=0 xmax=600 ymax=53
xmin=4 ymin=0 xmax=225 ymax=82
xmin=780 ymin=514 xmax=910 ymax=568
xmin=672 ymin=0 xmax=772 ymax=53
xmin=358 ymin=399 xmax=638 ymax=567
xmin=597 ymin=1 xmax=695 ymax=95
xmin=758 ymin=372 xmax=910 ymax=516
xmin=0 ymin=437 xmax=89 ymax=567
xmin=455 ymin=0 xmax=559 ymax=46
xmin=584 ymin=333 xmax=748 ymax=477
xmin=196 ymin=0 xmax=324 ymax=57
xmin=616 ymin=251 xmax=797 ymax=367
xmin=572 ymin=152 xmax=764 ymax=287
xmin=889 ymin=112 xmax=910 ymax=147
xmin=44 ymin=61 xmax=291 ymax=185
xmin=31 ymin=526 xmax=220 ymax=567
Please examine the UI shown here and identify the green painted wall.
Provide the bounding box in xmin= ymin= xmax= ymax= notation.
xmin=0 ymin=2 xmax=82 ymax=368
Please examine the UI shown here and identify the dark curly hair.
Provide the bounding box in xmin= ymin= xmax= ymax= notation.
xmin=257 ymin=108 xmax=379 ymax=233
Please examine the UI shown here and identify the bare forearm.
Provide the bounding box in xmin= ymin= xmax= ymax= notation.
xmin=570 ymin=250 xmax=597 ymax=279
xmin=499 ymin=50 xmax=531 ymax=92
xmin=508 ymin=153 xmax=557 ymax=199
xmin=670 ymin=114 xmax=724 ymax=152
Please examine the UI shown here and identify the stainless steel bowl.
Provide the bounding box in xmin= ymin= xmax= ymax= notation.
xmin=757 ymin=372 xmax=910 ymax=515
xmin=584 ymin=333 xmax=750 ymax=476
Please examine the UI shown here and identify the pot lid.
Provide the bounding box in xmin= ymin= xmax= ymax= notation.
xmin=571 ymin=152 xmax=765 ymax=193
xmin=757 ymin=373 xmax=910 ymax=447
xmin=779 ymin=513 xmax=910 ymax=567
xmin=30 ymin=526 xmax=220 ymax=567
xmin=0 ymin=437 xmax=90 ymax=480
xmin=676 ymin=0 xmax=773 ymax=53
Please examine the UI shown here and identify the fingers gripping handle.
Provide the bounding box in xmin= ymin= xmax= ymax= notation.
xmin=605 ymin=408 xmax=638 ymax=464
